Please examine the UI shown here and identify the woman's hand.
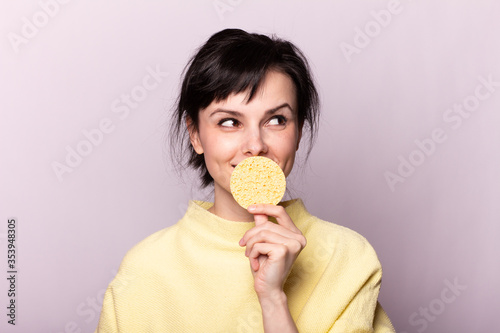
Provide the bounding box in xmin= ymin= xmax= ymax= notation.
xmin=239 ymin=204 xmax=307 ymax=299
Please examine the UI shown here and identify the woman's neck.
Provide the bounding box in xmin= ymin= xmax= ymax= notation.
xmin=209 ymin=184 xmax=255 ymax=222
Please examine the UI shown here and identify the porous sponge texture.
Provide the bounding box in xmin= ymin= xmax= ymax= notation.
xmin=230 ymin=156 xmax=286 ymax=209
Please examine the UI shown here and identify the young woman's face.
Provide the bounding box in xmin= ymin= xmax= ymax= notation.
xmin=189 ymin=70 xmax=302 ymax=198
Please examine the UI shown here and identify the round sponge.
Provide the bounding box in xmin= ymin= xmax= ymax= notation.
xmin=230 ymin=156 xmax=286 ymax=209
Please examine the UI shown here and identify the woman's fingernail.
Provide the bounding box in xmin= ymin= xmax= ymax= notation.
xmin=248 ymin=205 xmax=256 ymax=212
xmin=239 ymin=238 xmax=244 ymax=246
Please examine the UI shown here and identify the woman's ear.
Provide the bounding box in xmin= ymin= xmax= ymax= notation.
xmin=186 ymin=116 xmax=204 ymax=155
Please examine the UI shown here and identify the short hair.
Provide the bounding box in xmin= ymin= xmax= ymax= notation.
xmin=169 ymin=28 xmax=320 ymax=188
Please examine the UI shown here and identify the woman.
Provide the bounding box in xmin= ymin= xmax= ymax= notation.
xmin=97 ymin=29 xmax=395 ymax=332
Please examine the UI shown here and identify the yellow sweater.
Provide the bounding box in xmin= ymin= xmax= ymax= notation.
xmin=97 ymin=199 xmax=395 ymax=332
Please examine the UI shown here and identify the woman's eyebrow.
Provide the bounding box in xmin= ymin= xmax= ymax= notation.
xmin=209 ymin=103 xmax=293 ymax=118
xmin=265 ymin=103 xmax=294 ymax=115
xmin=209 ymin=109 xmax=242 ymax=118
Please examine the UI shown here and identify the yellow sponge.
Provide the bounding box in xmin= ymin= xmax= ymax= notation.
xmin=230 ymin=156 xmax=286 ymax=209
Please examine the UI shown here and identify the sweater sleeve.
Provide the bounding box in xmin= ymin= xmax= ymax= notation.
xmin=322 ymin=264 xmax=395 ymax=332
xmin=327 ymin=263 xmax=386 ymax=332
xmin=373 ymin=302 xmax=396 ymax=332
xmin=95 ymin=285 xmax=119 ymax=333
xmin=308 ymin=220 xmax=395 ymax=332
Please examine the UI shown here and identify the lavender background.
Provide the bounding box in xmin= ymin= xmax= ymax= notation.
xmin=1 ymin=1 xmax=499 ymax=332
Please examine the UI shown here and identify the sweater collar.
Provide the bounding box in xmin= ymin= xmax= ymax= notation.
xmin=177 ymin=198 xmax=312 ymax=248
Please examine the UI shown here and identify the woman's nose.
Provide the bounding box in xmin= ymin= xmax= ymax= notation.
xmin=242 ymin=128 xmax=268 ymax=156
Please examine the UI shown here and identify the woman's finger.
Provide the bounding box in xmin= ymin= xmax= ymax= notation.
xmin=240 ymin=215 xmax=306 ymax=248
xmin=253 ymin=213 xmax=268 ymax=227
xmin=248 ymin=204 xmax=300 ymax=232
xmin=243 ymin=229 xmax=303 ymax=258
xmin=241 ymin=224 xmax=306 ymax=250
xmin=247 ymin=242 xmax=288 ymax=272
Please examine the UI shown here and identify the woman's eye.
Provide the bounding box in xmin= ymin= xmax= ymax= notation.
xmin=218 ymin=118 xmax=240 ymax=127
xmin=268 ymin=115 xmax=287 ymax=126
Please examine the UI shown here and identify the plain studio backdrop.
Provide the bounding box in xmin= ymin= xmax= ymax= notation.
xmin=1 ymin=1 xmax=499 ymax=332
